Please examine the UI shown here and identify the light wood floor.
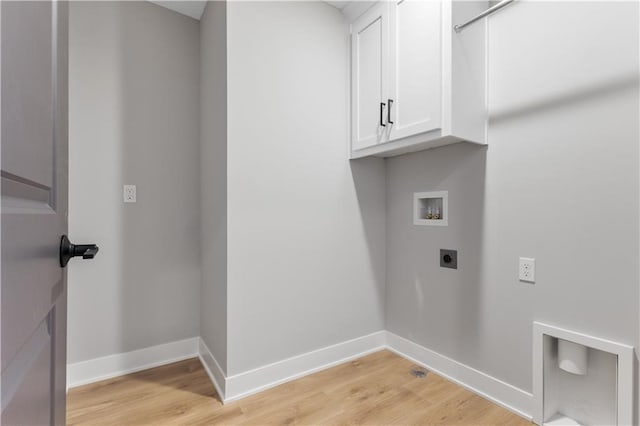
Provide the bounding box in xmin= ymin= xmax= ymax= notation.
xmin=67 ymin=350 xmax=530 ymax=425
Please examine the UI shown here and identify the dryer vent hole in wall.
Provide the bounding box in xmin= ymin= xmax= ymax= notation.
xmin=410 ymin=367 xmax=428 ymax=378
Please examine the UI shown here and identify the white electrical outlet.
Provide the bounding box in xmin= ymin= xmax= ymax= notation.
xmin=123 ymin=185 xmax=136 ymax=203
xmin=519 ymin=257 xmax=535 ymax=283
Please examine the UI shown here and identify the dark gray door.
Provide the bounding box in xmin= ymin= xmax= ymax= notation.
xmin=1 ymin=1 xmax=69 ymax=424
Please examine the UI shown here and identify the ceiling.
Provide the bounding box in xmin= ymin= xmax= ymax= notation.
xmin=147 ymin=1 xmax=207 ymax=20
xmin=148 ymin=0 xmax=350 ymax=21
xmin=324 ymin=1 xmax=350 ymax=10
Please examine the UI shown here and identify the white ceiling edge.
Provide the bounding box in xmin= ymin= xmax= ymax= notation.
xmin=324 ymin=1 xmax=377 ymax=21
xmin=340 ymin=1 xmax=375 ymax=21
xmin=325 ymin=1 xmax=377 ymax=22
xmin=147 ymin=1 xmax=207 ymax=20
xmin=325 ymin=1 xmax=349 ymax=10
xmin=147 ymin=0 xmax=374 ymax=22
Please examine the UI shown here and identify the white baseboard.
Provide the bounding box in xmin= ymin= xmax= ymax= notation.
xmin=67 ymin=337 xmax=199 ymax=388
xmin=224 ymin=331 xmax=386 ymax=402
xmin=385 ymin=331 xmax=533 ymax=421
xmin=67 ymin=331 xmax=534 ymax=423
xmin=197 ymin=338 xmax=226 ymax=400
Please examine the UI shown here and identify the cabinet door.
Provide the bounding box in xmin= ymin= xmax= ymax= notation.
xmin=388 ymin=0 xmax=442 ymax=142
xmin=351 ymin=3 xmax=389 ymax=151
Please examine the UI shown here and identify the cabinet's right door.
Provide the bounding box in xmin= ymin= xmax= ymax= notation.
xmin=388 ymin=0 xmax=442 ymax=142
xmin=351 ymin=2 xmax=389 ymax=151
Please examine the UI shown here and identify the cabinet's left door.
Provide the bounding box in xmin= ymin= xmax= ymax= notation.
xmin=351 ymin=2 xmax=389 ymax=152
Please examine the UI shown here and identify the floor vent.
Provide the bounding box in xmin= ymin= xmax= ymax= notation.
xmin=410 ymin=367 xmax=428 ymax=378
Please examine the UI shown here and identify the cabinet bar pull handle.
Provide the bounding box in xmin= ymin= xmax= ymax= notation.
xmin=380 ymin=102 xmax=386 ymax=127
xmin=387 ymin=99 xmax=394 ymax=124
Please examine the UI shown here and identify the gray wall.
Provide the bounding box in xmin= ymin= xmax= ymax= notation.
xmin=68 ymin=1 xmax=201 ymax=363
xmin=200 ymin=0 xmax=228 ymax=372
xmin=386 ymin=0 xmax=639 ymax=394
xmin=68 ymin=3 xmax=639 ymax=413
xmin=225 ymin=1 xmax=386 ymax=375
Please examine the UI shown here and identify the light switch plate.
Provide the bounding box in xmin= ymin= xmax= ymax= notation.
xmin=519 ymin=257 xmax=535 ymax=283
xmin=123 ymin=185 xmax=136 ymax=203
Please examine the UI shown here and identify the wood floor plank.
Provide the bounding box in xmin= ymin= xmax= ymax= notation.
xmin=67 ymin=350 xmax=531 ymax=425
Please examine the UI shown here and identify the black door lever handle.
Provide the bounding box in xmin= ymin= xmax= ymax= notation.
xmin=60 ymin=235 xmax=99 ymax=267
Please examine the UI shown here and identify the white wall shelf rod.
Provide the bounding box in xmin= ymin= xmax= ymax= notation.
xmin=454 ymin=0 xmax=515 ymax=33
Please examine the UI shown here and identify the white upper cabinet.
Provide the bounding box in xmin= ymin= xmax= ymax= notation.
xmin=349 ymin=0 xmax=489 ymax=159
